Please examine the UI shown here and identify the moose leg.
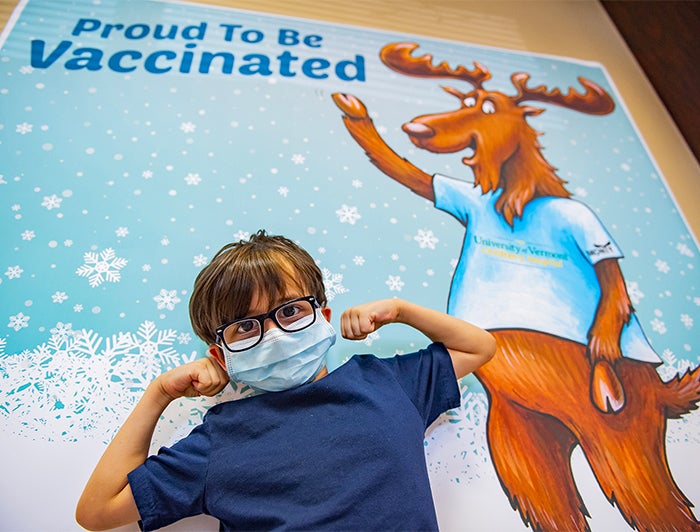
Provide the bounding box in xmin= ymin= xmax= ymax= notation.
xmin=487 ymin=397 xmax=589 ymax=531
xmin=576 ymin=358 xmax=699 ymax=531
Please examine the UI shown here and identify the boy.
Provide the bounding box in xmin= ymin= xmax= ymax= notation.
xmin=76 ymin=230 xmax=496 ymax=531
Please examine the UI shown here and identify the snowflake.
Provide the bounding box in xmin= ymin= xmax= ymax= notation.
xmin=676 ymin=242 xmax=695 ymax=258
xmin=233 ymin=230 xmax=250 ymax=241
xmin=184 ymin=172 xmax=201 ymax=185
xmin=177 ymin=333 xmax=192 ymax=344
xmin=16 ymin=122 xmax=33 ymax=134
xmin=351 ymin=179 xmax=363 ymax=189
xmin=115 ymin=227 xmax=129 ymax=238
xmin=278 ymin=186 xmax=289 ymax=197
xmin=658 ymin=348 xmax=696 ymax=381
xmin=414 ymin=229 xmax=439 ymax=249
xmin=41 ymin=194 xmax=62 ymax=210
xmin=154 ymin=289 xmax=181 ymax=311
xmin=680 ymin=314 xmax=693 ymax=328
xmin=161 ymin=236 xmax=170 ymax=246
xmin=73 ymin=304 xmax=83 ymax=312
xmin=180 ymin=121 xmax=196 ymax=133
xmin=51 ymin=291 xmax=69 ymax=304
xmin=19 ymin=65 xmax=34 ymax=74
xmin=386 ymin=275 xmax=405 ymax=291
xmin=193 ymin=254 xmax=208 ymax=267
xmin=75 ymin=248 xmax=128 ymax=288
xmin=8 ymin=312 xmax=30 ymax=331
xmin=291 ymin=153 xmax=305 ymax=164
xmin=353 ymin=256 xmax=365 ymax=266
xmin=50 ymin=322 xmax=75 ymax=343
xmin=5 ymin=265 xmax=23 ymax=279
xmin=20 ymin=230 xmax=35 ymax=241
xmin=142 ymin=170 xmax=154 ymax=179
xmin=124 ymin=321 xmax=183 ymax=382
xmin=654 ymin=259 xmax=670 ymax=274
xmin=425 ymin=388 xmax=494 ymax=479
xmin=64 ymin=239 xmax=74 ymax=247
xmin=626 ymin=280 xmax=644 ymax=305
xmin=360 ymin=331 xmax=380 ymax=346
xmin=322 ymin=268 xmax=348 ymax=301
xmin=649 ymin=317 xmax=667 ymax=334
xmin=335 ymin=204 xmax=361 ymax=225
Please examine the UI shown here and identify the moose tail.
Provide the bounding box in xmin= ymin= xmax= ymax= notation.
xmin=663 ymin=364 xmax=700 ymax=419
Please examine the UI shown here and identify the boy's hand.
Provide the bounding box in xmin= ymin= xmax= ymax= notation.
xmin=341 ymin=299 xmax=401 ymax=340
xmin=154 ymin=357 xmax=230 ymax=403
xmin=340 ymin=299 xmax=496 ymax=379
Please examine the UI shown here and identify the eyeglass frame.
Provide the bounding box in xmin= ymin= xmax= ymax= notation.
xmin=215 ymin=295 xmax=320 ymax=353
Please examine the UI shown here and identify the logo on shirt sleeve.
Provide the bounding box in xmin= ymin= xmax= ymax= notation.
xmin=587 ymin=241 xmax=614 ymax=258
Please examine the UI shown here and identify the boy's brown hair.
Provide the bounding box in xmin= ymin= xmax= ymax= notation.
xmin=189 ymin=230 xmax=327 ymax=345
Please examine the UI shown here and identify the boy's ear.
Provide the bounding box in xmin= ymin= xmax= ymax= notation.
xmin=321 ymin=306 xmax=332 ymax=322
xmin=208 ymin=344 xmax=227 ymax=370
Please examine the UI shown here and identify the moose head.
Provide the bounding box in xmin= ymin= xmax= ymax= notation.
xmin=380 ymin=42 xmax=615 ymax=225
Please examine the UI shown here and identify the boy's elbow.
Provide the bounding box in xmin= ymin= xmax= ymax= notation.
xmin=483 ymin=332 xmax=497 ymax=363
xmin=451 ymin=332 xmax=497 ymax=379
xmin=75 ymin=505 xmax=101 ymax=531
xmin=76 ymin=511 xmax=118 ymax=532
xmin=471 ymin=331 xmax=497 ymax=371
xmin=75 ymin=498 xmax=125 ymax=531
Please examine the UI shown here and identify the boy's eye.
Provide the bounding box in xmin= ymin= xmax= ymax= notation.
xmin=280 ymin=304 xmax=301 ymax=319
xmin=234 ymin=319 xmax=258 ymax=335
xmin=276 ymin=299 xmax=315 ymax=330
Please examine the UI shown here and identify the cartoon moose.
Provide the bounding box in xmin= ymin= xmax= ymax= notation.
xmin=332 ymin=42 xmax=700 ymax=531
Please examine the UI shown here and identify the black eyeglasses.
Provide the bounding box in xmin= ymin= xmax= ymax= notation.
xmin=215 ymin=296 xmax=319 ymax=353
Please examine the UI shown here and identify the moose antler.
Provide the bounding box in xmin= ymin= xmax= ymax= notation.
xmin=380 ymin=42 xmax=491 ymax=89
xmin=511 ymin=73 xmax=615 ymax=115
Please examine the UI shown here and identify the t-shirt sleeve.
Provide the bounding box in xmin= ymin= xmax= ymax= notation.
xmin=563 ymin=199 xmax=623 ymax=265
xmin=433 ymin=173 xmax=478 ymax=224
xmin=127 ymin=422 xmax=211 ymax=530
xmin=389 ymin=342 xmax=460 ymax=427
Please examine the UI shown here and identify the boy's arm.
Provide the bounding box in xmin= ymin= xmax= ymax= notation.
xmin=340 ymin=299 xmax=496 ymax=379
xmin=75 ymin=357 xmax=229 ymax=531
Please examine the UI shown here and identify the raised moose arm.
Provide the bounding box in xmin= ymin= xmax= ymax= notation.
xmin=332 ymin=93 xmax=435 ymax=201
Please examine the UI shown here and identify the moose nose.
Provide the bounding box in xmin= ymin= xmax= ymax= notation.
xmin=402 ymin=122 xmax=434 ymax=138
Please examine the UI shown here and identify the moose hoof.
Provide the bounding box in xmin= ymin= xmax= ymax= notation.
xmin=331 ymin=93 xmax=368 ymax=118
xmin=591 ymin=360 xmax=625 ymax=414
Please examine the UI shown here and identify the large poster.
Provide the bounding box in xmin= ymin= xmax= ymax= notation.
xmin=1 ymin=0 xmax=698 ymax=530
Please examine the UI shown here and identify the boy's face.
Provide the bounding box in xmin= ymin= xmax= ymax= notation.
xmin=208 ymin=277 xmax=331 ymax=380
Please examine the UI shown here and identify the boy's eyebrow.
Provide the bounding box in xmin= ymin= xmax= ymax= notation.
xmin=246 ymin=292 xmax=306 ymax=317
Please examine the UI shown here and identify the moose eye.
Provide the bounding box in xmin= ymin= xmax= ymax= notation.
xmin=482 ymin=100 xmax=496 ymax=114
xmin=463 ymin=96 xmax=476 ymax=108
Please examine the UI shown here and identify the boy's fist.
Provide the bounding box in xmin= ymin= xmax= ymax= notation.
xmin=340 ymin=299 xmax=401 ymax=340
xmin=155 ymin=357 xmax=230 ymax=401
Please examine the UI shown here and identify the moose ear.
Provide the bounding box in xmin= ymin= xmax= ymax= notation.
xmin=523 ymin=106 xmax=545 ymax=117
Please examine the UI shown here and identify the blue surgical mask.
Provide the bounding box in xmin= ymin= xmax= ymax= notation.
xmin=222 ymin=309 xmax=336 ymax=393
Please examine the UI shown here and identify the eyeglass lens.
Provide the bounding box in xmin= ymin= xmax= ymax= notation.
xmin=222 ymin=298 xmax=316 ymax=351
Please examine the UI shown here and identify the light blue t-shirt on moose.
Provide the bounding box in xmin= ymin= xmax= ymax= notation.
xmin=433 ymin=173 xmax=659 ymax=363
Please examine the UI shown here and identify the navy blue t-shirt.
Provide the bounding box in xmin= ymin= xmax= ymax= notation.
xmin=128 ymin=342 xmax=459 ymax=531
